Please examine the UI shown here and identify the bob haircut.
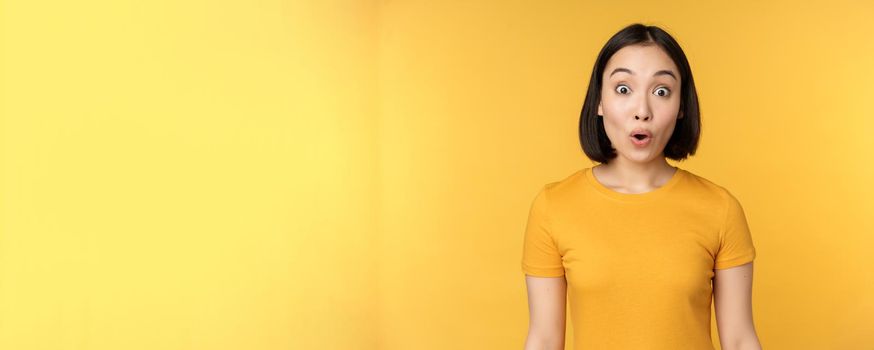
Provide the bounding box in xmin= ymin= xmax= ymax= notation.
xmin=579 ymin=23 xmax=701 ymax=164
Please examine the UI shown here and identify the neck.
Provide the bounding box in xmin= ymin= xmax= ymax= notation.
xmin=595 ymin=156 xmax=676 ymax=190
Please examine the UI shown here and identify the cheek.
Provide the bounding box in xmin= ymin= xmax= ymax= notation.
xmin=599 ymin=101 xmax=628 ymax=127
xmin=654 ymin=98 xmax=681 ymax=115
xmin=602 ymin=115 xmax=627 ymax=141
xmin=599 ymin=100 xmax=627 ymax=135
xmin=599 ymin=94 xmax=624 ymax=113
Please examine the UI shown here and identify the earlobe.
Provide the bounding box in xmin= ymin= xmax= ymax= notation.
xmin=598 ymin=102 xmax=603 ymax=116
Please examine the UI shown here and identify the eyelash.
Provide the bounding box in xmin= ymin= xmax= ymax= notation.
xmin=615 ymin=84 xmax=671 ymax=97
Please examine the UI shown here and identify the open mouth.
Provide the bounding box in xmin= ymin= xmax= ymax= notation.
xmin=629 ymin=129 xmax=652 ymax=146
xmin=630 ymin=132 xmax=652 ymax=146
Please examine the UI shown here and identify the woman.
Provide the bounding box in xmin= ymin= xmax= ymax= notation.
xmin=521 ymin=23 xmax=762 ymax=350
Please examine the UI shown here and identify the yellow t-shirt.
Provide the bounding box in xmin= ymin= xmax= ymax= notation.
xmin=521 ymin=166 xmax=756 ymax=350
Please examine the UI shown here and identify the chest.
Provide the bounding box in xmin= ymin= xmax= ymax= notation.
xmin=549 ymin=202 xmax=721 ymax=296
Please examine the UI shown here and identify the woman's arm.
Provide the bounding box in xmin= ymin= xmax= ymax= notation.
xmin=714 ymin=261 xmax=762 ymax=350
xmin=523 ymin=275 xmax=566 ymax=350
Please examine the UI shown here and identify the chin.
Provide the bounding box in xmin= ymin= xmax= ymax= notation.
xmin=620 ymin=150 xmax=659 ymax=163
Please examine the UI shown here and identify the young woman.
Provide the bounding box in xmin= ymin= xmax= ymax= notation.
xmin=521 ymin=23 xmax=762 ymax=350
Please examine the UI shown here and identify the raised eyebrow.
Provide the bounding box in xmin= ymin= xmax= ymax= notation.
xmin=654 ymin=70 xmax=677 ymax=81
xmin=609 ymin=67 xmax=677 ymax=81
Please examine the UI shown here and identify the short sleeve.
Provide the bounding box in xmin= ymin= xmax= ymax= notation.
xmin=521 ymin=185 xmax=565 ymax=277
xmin=714 ymin=191 xmax=757 ymax=269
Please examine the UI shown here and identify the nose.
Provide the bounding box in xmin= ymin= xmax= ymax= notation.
xmin=634 ymin=96 xmax=652 ymax=121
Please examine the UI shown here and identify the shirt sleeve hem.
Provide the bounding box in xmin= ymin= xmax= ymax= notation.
xmin=522 ymin=263 xmax=565 ymax=277
xmin=714 ymin=254 xmax=755 ymax=270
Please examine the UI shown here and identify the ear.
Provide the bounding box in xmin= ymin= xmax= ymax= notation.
xmin=597 ymin=101 xmax=603 ymax=116
xmin=678 ymin=109 xmax=684 ymax=119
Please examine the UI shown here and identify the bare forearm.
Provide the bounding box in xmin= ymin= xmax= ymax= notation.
xmin=523 ymin=332 xmax=564 ymax=350
xmin=720 ymin=336 xmax=762 ymax=350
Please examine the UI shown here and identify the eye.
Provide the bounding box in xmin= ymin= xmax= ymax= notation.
xmin=654 ymin=87 xmax=671 ymax=97
xmin=615 ymin=84 xmax=631 ymax=95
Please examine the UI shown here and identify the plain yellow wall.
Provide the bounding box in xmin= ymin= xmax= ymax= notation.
xmin=2 ymin=1 xmax=379 ymax=349
xmin=2 ymin=0 xmax=873 ymax=349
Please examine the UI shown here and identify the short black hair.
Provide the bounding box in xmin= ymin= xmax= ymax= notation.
xmin=579 ymin=23 xmax=700 ymax=164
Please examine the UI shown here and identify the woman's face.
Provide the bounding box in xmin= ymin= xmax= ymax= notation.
xmin=598 ymin=44 xmax=683 ymax=164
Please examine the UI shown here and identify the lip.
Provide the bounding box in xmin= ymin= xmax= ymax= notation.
xmin=629 ymin=128 xmax=653 ymax=138
xmin=629 ymin=128 xmax=653 ymax=147
xmin=630 ymin=135 xmax=652 ymax=147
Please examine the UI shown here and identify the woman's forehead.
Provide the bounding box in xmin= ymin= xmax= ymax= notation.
xmin=604 ymin=44 xmax=679 ymax=78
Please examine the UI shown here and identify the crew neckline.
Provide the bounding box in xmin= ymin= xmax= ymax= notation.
xmin=584 ymin=166 xmax=685 ymax=203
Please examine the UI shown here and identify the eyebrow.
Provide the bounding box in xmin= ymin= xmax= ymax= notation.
xmin=609 ymin=67 xmax=677 ymax=81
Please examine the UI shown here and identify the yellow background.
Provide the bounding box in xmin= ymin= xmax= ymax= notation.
xmin=2 ymin=0 xmax=872 ymax=349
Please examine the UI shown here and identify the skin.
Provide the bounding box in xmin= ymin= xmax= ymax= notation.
xmin=523 ymin=276 xmax=565 ymax=350
xmin=525 ymin=43 xmax=762 ymax=350
xmin=594 ymin=43 xmax=682 ymax=191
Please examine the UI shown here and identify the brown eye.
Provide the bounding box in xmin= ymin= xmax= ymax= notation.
xmin=654 ymin=87 xmax=670 ymax=97
xmin=615 ymin=85 xmax=630 ymax=94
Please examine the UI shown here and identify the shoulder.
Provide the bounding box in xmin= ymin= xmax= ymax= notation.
xmin=679 ymin=168 xmax=737 ymax=202
xmin=538 ymin=168 xmax=587 ymax=202
xmin=678 ymin=169 xmax=746 ymax=223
